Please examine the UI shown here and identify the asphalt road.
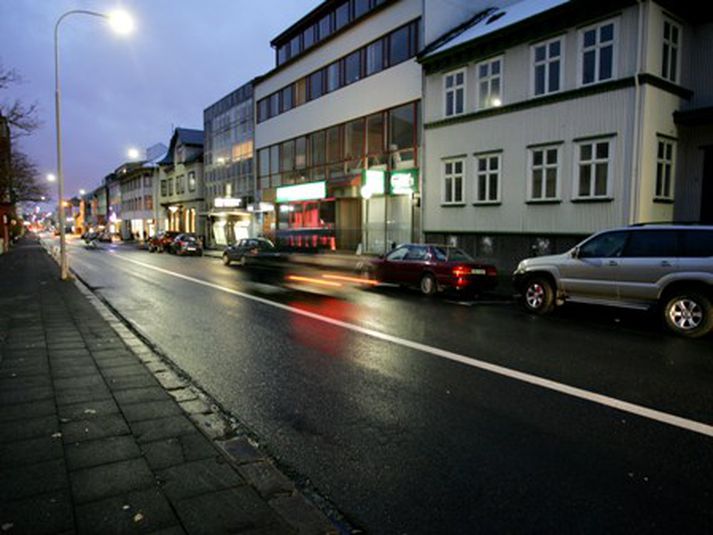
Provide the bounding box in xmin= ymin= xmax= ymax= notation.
xmin=58 ymin=238 xmax=713 ymax=534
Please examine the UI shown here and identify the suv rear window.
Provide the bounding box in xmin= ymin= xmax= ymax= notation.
xmin=680 ymin=230 xmax=713 ymax=257
xmin=622 ymin=230 xmax=678 ymax=257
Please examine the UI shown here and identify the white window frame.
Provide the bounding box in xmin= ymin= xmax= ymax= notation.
xmin=655 ymin=137 xmax=676 ymax=201
xmin=531 ymin=36 xmax=565 ymax=97
xmin=473 ymin=152 xmax=502 ymax=204
xmin=578 ymin=19 xmax=617 ymax=86
xmin=661 ymin=17 xmax=682 ymax=84
xmin=443 ymin=68 xmax=466 ymax=118
xmin=442 ymin=158 xmax=465 ymax=205
xmin=527 ymin=145 xmax=561 ymax=201
xmin=573 ymin=137 xmax=614 ymax=200
xmin=476 ymin=56 xmax=503 ymax=110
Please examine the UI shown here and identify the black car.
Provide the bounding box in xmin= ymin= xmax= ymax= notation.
xmin=170 ymin=233 xmax=203 ymax=256
xmin=222 ymin=238 xmax=275 ymax=266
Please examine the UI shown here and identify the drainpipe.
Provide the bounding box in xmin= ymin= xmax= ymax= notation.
xmin=629 ymin=0 xmax=646 ymax=224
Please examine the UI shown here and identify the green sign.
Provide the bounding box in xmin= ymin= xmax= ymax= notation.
xmin=361 ymin=169 xmax=385 ymax=198
xmin=390 ymin=169 xmax=419 ymax=195
xmin=276 ymin=181 xmax=327 ymax=203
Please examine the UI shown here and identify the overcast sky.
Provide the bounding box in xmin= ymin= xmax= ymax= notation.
xmin=0 ymin=0 xmax=321 ymax=196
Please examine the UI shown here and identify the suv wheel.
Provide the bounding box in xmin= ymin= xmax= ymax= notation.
xmin=420 ymin=274 xmax=437 ymax=296
xmin=523 ymin=277 xmax=555 ymax=315
xmin=663 ymin=292 xmax=713 ymax=338
xmin=222 ymin=254 xmax=231 ymax=266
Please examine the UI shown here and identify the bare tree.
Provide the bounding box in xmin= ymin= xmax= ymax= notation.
xmin=1 ymin=149 xmax=47 ymax=203
xmin=0 ymin=62 xmax=41 ymax=139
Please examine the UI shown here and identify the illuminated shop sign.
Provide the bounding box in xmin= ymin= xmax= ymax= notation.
xmin=361 ymin=170 xmax=386 ymax=198
xmin=390 ymin=169 xmax=418 ymax=195
xmin=214 ymin=197 xmax=242 ymax=208
xmin=276 ymin=181 xmax=326 ymax=203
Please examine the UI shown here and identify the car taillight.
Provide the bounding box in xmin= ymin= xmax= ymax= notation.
xmin=486 ymin=266 xmax=497 ymax=276
xmin=453 ymin=266 xmax=470 ymax=277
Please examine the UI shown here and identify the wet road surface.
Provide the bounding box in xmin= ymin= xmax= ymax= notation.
xmin=60 ymin=238 xmax=713 ymax=533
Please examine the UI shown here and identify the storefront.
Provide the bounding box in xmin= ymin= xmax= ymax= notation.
xmin=208 ymin=197 xmax=251 ymax=247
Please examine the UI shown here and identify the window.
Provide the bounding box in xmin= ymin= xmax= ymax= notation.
xmin=532 ymin=37 xmax=563 ymax=96
xmin=270 ymin=146 xmax=280 ymax=185
xmin=188 ymin=172 xmax=196 ymax=192
xmin=176 ymin=175 xmax=184 ymax=194
xmin=308 ymin=70 xmax=324 ymax=100
xmin=269 ymin=93 xmax=280 ymax=117
xmin=354 ymin=0 xmax=370 ymax=19
xmin=318 ymin=14 xmax=332 ymax=40
xmin=529 ymin=146 xmax=560 ymax=200
xmin=326 ymin=62 xmax=341 ymax=92
xmin=444 ymin=69 xmax=465 ymax=117
xmin=345 ymin=118 xmax=365 ymax=160
xmin=258 ymin=148 xmax=270 ymax=178
xmin=366 ymin=39 xmax=384 ymax=75
xmin=335 ymin=2 xmax=350 ymax=30
xmin=662 ymin=18 xmax=681 ymax=83
xmin=310 ymin=130 xmax=326 ymax=166
xmin=579 ymin=231 xmax=627 ymax=258
xmin=443 ymin=159 xmax=464 ymax=204
xmin=294 ymin=79 xmax=307 ymax=106
xmin=623 ymin=230 xmax=678 ymax=257
xmin=277 ymin=45 xmax=288 ymax=65
xmin=655 ymin=138 xmax=675 ymax=200
xmin=405 ymin=245 xmax=429 ymax=261
xmin=477 ymin=57 xmax=503 ymax=109
xmin=168 ymin=178 xmax=174 ymax=196
xmin=580 ymin=20 xmax=615 ymax=85
xmin=388 ymin=25 xmax=410 ymax=66
xmin=326 ymin=126 xmax=342 ymax=163
xmin=281 ymin=86 xmax=293 ymax=112
xmin=303 ymin=25 xmax=316 ymax=50
xmin=387 ymin=246 xmax=409 ymax=261
xmin=160 ymin=180 xmax=167 ymax=196
xmin=366 ymin=113 xmax=384 ymax=154
xmin=474 ymin=153 xmax=501 ymax=203
xmin=389 ymin=104 xmax=415 ymax=151
xmin=345 ymin=50 xmax=362 ymax=84
xmin=257 ymin=99 xmax=269 ymax=123
xmin=295 ymin=137 xmax=307 ymax=169
xmin=281 ymin=140 xmax=295 ymax=172
xmin=576 ymin=139 xmax=612 ymax=198
xmin=681 ymin=230 xmax=713 ymax=257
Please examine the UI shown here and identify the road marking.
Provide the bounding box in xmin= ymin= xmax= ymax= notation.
xmin=105 ymin=252 xmax=713 ymax=438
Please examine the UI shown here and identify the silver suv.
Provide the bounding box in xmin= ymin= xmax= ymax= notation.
xmin=513 ymin=225 xmax=713 ymax=338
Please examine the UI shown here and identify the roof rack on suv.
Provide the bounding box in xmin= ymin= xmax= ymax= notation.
xmin=629 ymin=221 xmax=702 ymax=227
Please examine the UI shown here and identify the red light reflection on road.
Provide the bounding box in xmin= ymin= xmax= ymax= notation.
xmin=287 ymin=297 xmax=359 ymax=358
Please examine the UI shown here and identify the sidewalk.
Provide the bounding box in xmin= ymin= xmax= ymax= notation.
xmin=0 ymin=238 xmax=339 ymax=534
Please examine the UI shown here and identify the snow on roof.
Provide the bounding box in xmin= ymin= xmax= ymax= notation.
xmin=425 ymin=0 xmax=570 ymax=58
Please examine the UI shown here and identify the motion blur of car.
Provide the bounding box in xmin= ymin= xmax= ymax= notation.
xmin=368 ymin=244 xmax=497 ymax=296
xmin=148 ymin=231 xmax=180 ymax=253
xmin=170 ymin=233 xmax=203 ymax=256
xmin=222 ymin=238 xmax=275 ymax=266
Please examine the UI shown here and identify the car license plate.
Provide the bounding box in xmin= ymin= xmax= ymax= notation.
xmin=187 ymin=247 xmax=196 ymax=251
xmin=472 ymin=268 xmax=486 ymax=275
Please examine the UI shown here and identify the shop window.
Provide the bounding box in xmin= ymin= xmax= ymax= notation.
xmin=311 ymin=130 xmax=326 ymax=166
xmin=326 ymin=126 xmax=342 ymax=164
xmin=281 ymin=140 xmax=295 ymax=172
xmin=295 ymin=137 xmax=307 ymax=169
xmin=345 ymin=118 xmax=365 ymax=161
xmin=366 ymin=113 xmax=384 ymax=155
xmin=389 ymin=104 xmax=415 ymax=152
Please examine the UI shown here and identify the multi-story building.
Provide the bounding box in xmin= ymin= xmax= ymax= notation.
xmin=105 ymin=172 xmax=122 ymax=237
xmin=115 ymin=143 xmax=166 ymax=241
xmin=203 ymin=82 xmax=255 ymax=246
xmin=157 ymin=128 xmax=206 ymax=240
xmin=254 ymin=0 xmax=426 ymax=253
xmin=86 ymin=184 xmax=108 ymax=231
xmin=419 ymin=0 xmax=713 ymax=270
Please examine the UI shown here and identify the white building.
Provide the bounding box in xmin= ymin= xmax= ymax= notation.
xmin=419 ymin=0 xmax=713 ymax=270
xmin=254 ymin=0 xmax=427 ymax=253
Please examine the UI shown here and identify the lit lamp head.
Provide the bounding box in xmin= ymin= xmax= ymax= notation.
xmin=47 ymin=174 xmax=57 ymax=183
xmin=127 ymin=147 xmax=140 ymax=160
xmin=107 ymin=10 xmax=135 ymax=35
xmin=79 ymin=189 xmax=86 ymax=196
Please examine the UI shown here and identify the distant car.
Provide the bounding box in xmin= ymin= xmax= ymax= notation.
xmin=170 ymin=233 xmax=203 ymax=256
xmin=148 ymin=231 xmax=180 ymax=253
xmin=222 ymin=238 xmax=275 ymax=266
xmin=368 ymin=244 xmax=498 ymax=296
xmin=512 ymin=224 xmax=713 ymax=338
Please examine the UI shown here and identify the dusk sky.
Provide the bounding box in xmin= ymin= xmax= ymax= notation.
xmin=0 ymin=0 xmax=321 ymax=197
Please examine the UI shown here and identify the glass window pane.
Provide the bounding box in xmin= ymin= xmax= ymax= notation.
xmin=310 ymin=131 xmax=326 ymax=166
xmin=456 ymin=72 xmax=463 ymax=85
xmin=579 ymin=165 xmax=591 ymax=195
xmin=319 ymin=15 xmax=332 ymax=39
xmin=326 ymin=126 xmax=341 ymax=163
xmin=335 ymin=2 xmax=350 ymax=30
xmin=454 ymin=176 xmax=462 ymax=202
xmin=327 ymin=62 xmax=341 ymax=92
xmin=270 ymin=146 xmax=280 ymax=176
xmin=548 ymin=61 xmax=560 ymax=91
xmin=596 ymin=142 xmax=609 ymax=159
xmin=345 ymin=51 xmax=361 ymax=84
xmin=478 ymin=175 xmax=486 ymax=201
xmin=345 ymin=119 xmax=364 ymax=159
xmin=489 ymin=173 xmax=498 ymax=200
xmin=281 ymin=140 xmax=294 ymax=172
xmin=281 ymin=86 xmax=293 ymax=112
xmin=546 ymin=168 xmax=557 ymax=198
xmin=258 ymin=148 xmax=270 ymax=177
xmin=455 ymin=89 xmax=463 ymax=113
xmin=491 ymin=60 xmax=501 ymax=75
xmin=535 ymin=45 xmax=546 ymax=62
xmin=367 ymin=113 xmax=384 ymax=154
xmin=389 ymin=25 xmax=410 ymax=65
xmin=595 ymin=163 xmax=608 ymax=196
xmin=454 ymin=161 xmax=463 ymax=174
xmin=489 ymin=156 xmax=499 ymax=170
xmin=546 ymin=149 xmax=558 ymax=165
xmin=599 ymin=45 xmax=613 ymax=80
xmin=354 ymin=0 xmax=370 ymax=18
xmin=444 ymin=177 xmax=452 ymax=203
xmin=445 ymin=162 xmax=452 ymax=175
xmin=295 ymin=137 xmax=307 ymax=169
xmin=535 ymin=65 xmax=545 ymax=95
xmin=479 ymin=64 xmax=488 ymax=78
xmin=580 ymin=144 xmax=592 ymax=161
xmin=446 ymin=92 xmax=454 ymax=116
xmin=366 ymin=40 xmax=384 ymax=75
xmin=583 ymin=50 xmax=595 ymax=84
xmin=295 ymin=79 xmax=306 ymax=106
xmin=309 ymin=70 xmax=323 ymax=100
xmin=532 ymin=169 xmax=543 ymax=198
xmin=600 ymin=23 xmax=614 ymax=42
xmin=389 ymin=104 xmax=414 ymax=151
xmin=623 ymin=231 xmax=678 ymax=257
xmin=290 ymin=36 xmax=301 ymax=58
xmin=584 ymin=29 xmax=596 ymax=47
xmin=549 ymin=40 xmax=560 ymax=57
xmin=303 ymin=25 xmax=315 ymax=49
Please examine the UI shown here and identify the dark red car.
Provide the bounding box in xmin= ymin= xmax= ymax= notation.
xmin=368 ymin=244 xmax=497 ymax=296
xmin=148 ymin=231 xmax=180 ymax=253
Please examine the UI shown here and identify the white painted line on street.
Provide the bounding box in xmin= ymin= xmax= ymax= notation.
xmin=110 ymin=252 xmax=713 ymax=439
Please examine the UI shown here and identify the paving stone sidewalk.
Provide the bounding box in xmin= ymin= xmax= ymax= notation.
xmin=0 ymin=238 xmax=338 ymax=535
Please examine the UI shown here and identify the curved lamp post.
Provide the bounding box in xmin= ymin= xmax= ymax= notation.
xmin=53 ymin=9 xmax=134 ymax=279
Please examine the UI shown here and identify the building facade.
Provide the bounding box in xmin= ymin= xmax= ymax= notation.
xmin=203 ymin=82 xmax=255 ymax=246
xmin=157 ymin=128 xmax=206 ymax=240
xmin=420 ymin=0 xmax=713 ymax=271
xmin=254 ymin=0 xmax=426 ymax=253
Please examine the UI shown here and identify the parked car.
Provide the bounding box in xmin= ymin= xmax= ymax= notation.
xmin=170 ymin=233 xmax=203 ymax=256
xmin=222 ymin=238 xmax=275 ymax=266
xmin=148 ymin=231 xmax=180 ymax=253
xmin=367 ymin=244 xmax=498 ymax=296
xmin=513 ymin=224 xmax=713 ymax=338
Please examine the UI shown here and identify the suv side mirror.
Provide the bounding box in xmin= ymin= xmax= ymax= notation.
xmin=571 ymin=247 xmax=580 ymax=259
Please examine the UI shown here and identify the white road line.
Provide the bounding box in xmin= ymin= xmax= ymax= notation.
xmin=108 ymin=252 xmax=713 ymax=439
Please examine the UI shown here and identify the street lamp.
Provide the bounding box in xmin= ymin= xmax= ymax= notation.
xmin=127 ymin=147 xmax=140 ymax=160
xmin=79 ymin=189 xmax=86 ymax=196
xmin=53 ymin=9 xmax=134 ymax=280
xmin=47 ymin=173 xmax=56 ymax=183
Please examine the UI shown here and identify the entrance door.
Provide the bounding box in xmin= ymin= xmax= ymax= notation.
xmin=701 ymin=146 xmax=713 ymax=224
